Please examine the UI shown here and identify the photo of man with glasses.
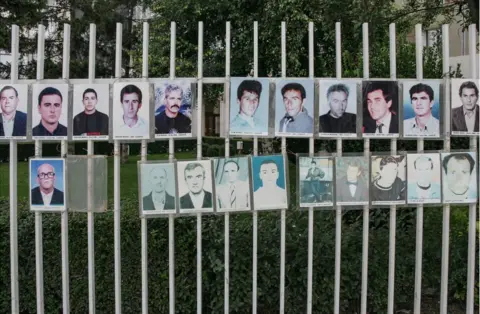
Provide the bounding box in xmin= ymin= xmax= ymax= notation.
xmin=30 ymin=158 xmax=66 ymax=210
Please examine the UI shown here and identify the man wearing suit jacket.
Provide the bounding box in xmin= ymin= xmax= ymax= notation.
xmin=0 ymin=86 xmax=27 ymax=137
xmin=31 ymin=163 xmax=64 ymax=206
xmin=180 ymin=162 xmax=213 ymax=209
xmin=362 ymin=81 xmax=399 ymax=134
xmin=336 ymin=159 xmax=369 ymax=203
xmin=143 ymin=167 xmax=176 ymax=211
xmin=216 ymin=160 xmax=250 ymax=210
xmin=451 ymin=81 xmax=479 ymax=133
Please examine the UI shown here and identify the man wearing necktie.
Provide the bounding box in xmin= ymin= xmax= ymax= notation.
xmin=451 ymin=81 xmax=479 ymax=133
xmin=278 ymin=82 xmax=314 ymax=134
xmin=362 ymin=81 xmax=399 ymax=135
xmin=336 ymin=159 xmax=369 ymax=203
xmin=216 ymin=159 xmax=250 ymax=210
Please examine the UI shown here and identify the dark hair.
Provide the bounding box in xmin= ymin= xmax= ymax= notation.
xmin=311 ymin=160 xmax=316 ymax=165
xmin=237 ymin=80 xmax=262 ymax=101
xmin=0 ymin=85 xmax=18 ymax=97
xmin=442 ymin=153 xmax=475 ymax=174
xmin=364 ymin=81 xmax=397 ymax=103
xmin=224 ymin=159 xmax=240 ymax=171
xmin=184 ymin=162 xmax=205 ymax=178
xmin=414 ymin=156 xmax=433 ymax=170
xmin=38 ymin=87 xmax=62 ymax=105
xmin=281 ymin=83 xmax=306 ymax=99
xmin=260 ymin=159 xmax=279 ymax=170
xmin=326 ymin=83 xmax=349 ymax=99
xmin=82 ymin=88 xmax=98 ymax=100
xmin=379 ymin=156 xmax=398 ymax=170
xmin=346 ymin=159 xmax=363 ymax=173
xmin=120 ymin=84 xmax=142 ymax=103
xmin=409 ymin=83 xmax=434 ymax=101
xmin=458 ymin=81 xmax=479 ymax=98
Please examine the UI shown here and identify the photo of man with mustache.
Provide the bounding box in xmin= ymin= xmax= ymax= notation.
xmin=155 ymin=83 xmax=192 ymax=135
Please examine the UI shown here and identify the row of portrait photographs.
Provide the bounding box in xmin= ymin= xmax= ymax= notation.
xmin=0 ymin=80 xmax=195 ymax=141
xmin=298 ymin=152 xmax=478 ymax=208
xmin=138 ymin=155 xmax=289 ymax=216
xmin=228 ymin=78 xmax=480 ymax=138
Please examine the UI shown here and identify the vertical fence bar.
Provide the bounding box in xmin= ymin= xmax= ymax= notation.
xmin=114 ymin=22 xmax=123 ymax=314
xmin=224 ymin=21 xmax=231 ymax=314
xmin=141 ymin=21 xmax=149 ymax=314
xmin=334 ymin=21 xmax=342 ymax=314
xmin=279 ymin=21 xmax=287 ymax=314
xmin=61 ymin=23 xmax=71 ymax=314
xmin=361 ymin=22 xmax=370 ymax=314
xmin=35 ymin=23 xmax=46 ymax=314
xmin=252 ymin=20 xmax=259 ymax=314
xmin=413 ymin=24 xmax=424 ymax=314
xmin=387 ymin=23 xmax=397 ymax=314
xmin=439 ymin=23 xmax=451 ymax=314
xmin=9 ymin=24 xmax=20 ymax=314
xmin=196 ymin=21 xmax=204 ymax=314
xmin=168 ymin=21 xmax=176 ymax=314
xmin=465 ymin=23 xmax=477 ymax=314
xmin=87 ymin=22 xmax=97 ymax=314
xmin=306 ymin=21 xmax=315 ymax=314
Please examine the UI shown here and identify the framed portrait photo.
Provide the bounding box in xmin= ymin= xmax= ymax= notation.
xmin=112 ymin=82 xmax=151 ymax=140
xmin=0 ymin=84 xmax=29 ymax=140
xmin=72 ymin=84 xmax=110 ymax=140
xmin=275 ymin=79 xmax=315 ymax=137
xmin=229 ymin=77 xmax=270 ymax=137
xmin=251 ymin=154 xmax=288 ymax=210
xmin=450 ymin=79 xmax=479 ymax=136
xmin=335 ymin=156 xmax=370 ymax=206
xmin=154 ymin=80 xmax=193 ymax=138
xmin=138 ymin=162 xmax=178 ymax=216
xmin=318 ymin=80 xmax=359 ymax=138
xmin=298 ymin=156 xmax=334 ymax=208
xmin=441 ymin=152 xmax=477 ymax=204
xmin=406 ymin=153 xmax=442 ymax=205
xmin=213 ymin=157 xmax=252 ymax=212
xmin=370 ymin=155 xmax=406 ymax=206
xmin=31 ymin=83 xmax=69 ymax=140
xmin=176 ymin=159 xmax=214 ymax=214
xmin=361 ymin=80 xmax=400 ymax=138
xmin=29 ymin=157 xmax=66 ymax=212
xmin=401 ymin=80 xmax=441 ymax=138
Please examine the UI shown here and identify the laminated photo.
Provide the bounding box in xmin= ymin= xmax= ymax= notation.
xmin=298 ymin=156 xmax=334 ymax=207
xmin=0 ymin=84 xmax=28 ymax=140
xmin=450 ymin=79 xmax=479 ymax=136
xmin=213 ymin=157 xmax=251 ymax=212
xmin=30 ymin=158 xmax=66 ymax=212
xmin=441 ymin=152 xmax=477 ymax=204
xmin=139 ymin=162 xmax=178 ymax=215
xmin=407 ymin=153 xmax=441 ymax=204
xmin=251 ymin=155 xmax=288 ymax=210
xmin=335 ymin=156 xmax=369 ymax=206
xmin=370 ymin=155 xmax=406 ymax=205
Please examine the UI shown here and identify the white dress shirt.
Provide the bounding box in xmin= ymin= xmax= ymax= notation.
xmin=152 ymin=191 xmax=166 ymax=210
xmin=463 ymin=106 xmax=477 ymax=133
xmin=404 ymin=115 xmax=439 ymax=136
xmin=117 ymin=116 xmax=148 ymax=136
xmin=41 ymin=190 xmax=53 ymax=206
xmin=375 ymin=111 xmax=392 ymax=134
xmin=189 ymin=190 xmax=205 ymax=209
xmin=2 ymin=114 xmax=15 ymax=137
xmin=348 ymin=184 xmax=357 ymax=197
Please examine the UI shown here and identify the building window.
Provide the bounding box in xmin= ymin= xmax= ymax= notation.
xmin=423 ymin=29 xmax=439 ymax=47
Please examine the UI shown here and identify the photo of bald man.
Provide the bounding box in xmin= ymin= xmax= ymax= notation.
xmin=139 ymin=162 xmax=177 ymax=215
xmin=30 ymin=158 xmax=66 ymax=211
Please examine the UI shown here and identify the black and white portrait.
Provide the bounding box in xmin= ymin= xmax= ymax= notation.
xmin=176 ymin=160 xmax=214 ymax=213
xmin=441 ymin=152 xmax=477 ymax=204
xmin=451 ymin=79 xmax=479 ymax=135
xmin=318 ymin=80 xmax=358 ymax=137
xmin=298 ymin=156 xmax=334 ymax=207
xmin=214 ymin=157 xmax=251 ymax=212
xmin=407 ymin=153 xmax=442 ymax=204
xmin=370 ymin=155 xmax=406 ymax=205
xmin=0 ymin=84 xmax=28 ymax=139
xmin=335 ymin=156 xmax=369 ymax=206
xmin=139 ymin=162 xmax=177 ymax=215
xmin=362 ymin=81 xmax=399 ymax=138
xmin=29 ymin=158 xmax=66 ymax=212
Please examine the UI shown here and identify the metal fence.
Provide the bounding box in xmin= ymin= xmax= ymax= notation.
xmin=2 ymin=20 xmax=479 ymax=314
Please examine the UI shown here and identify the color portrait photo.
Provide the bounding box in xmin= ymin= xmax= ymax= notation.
xmin=213 ymin=157 xmax=251 ymax=212
xmin=72 ymin=84 xmax=110 ymax=140
xmin=251 ymin=155 xmax=288 ymax=210
xmin=154 ymin=80 xmax=193 ymax=138
xmin=335 ymin=156 xmax=369 ymax=206
xmin=112 ymin=82 xmax=151 ymax=140
xmin=402 ymin=80 xmax=441 ymax=138
xmin=275 ymin=79 xmax=315 ymax=137
xmin=176 ymin=160 xmax=214 ymax=213
xmin=31 ymin=84 xmax=69 ymax=140
xmin=298 ymin=156 xmax=334 ymax=208
xmin=370 ymin=155 xmax=406 ymax=205
xmin=441 ymin=152 xmax=477 ymax=204
xmin=139 ymin=162 xmax=177 ymax=215
xmin=362 ymin=80 xmax=399 ymax=138
xmin=450 ymin=79 xmax=479 ymax=136
xmin=407 ymin=153 xmax=441 ymax=204
xmin=0 ymin=84 xmax=28 ymax=140
xmin=29 ymin=158 xmax=66 ymax=212
xmin=318 ymin=80 xmax=358 ymax=137
xmin=229 ymin=77 xmax=270 ymax=136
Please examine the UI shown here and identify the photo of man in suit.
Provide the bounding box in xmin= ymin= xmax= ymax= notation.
xmin=179 ymin=162 xmax=213 ymax=210
xmin=451 ymin=80 xmax=479 ymax=134
xmin=277 ymin=82 xmax=314 ymax=134
xmin=31 ymin=162 xmax=65 ymax=206
xmin=142 ymin=166 xmax=176 ymax=211
xmin=0 ymin=85 xmax=27 ymax=137
xmin=215 ymin=159 xmax=250 ymax=211
xmin=32 ymin=86 xmax=68 ymax=137
xmin=336 ymin=157 xmax=369 ymax=204
xmin=73 ymin=87 xmax=109 ymax=136
xmin=362 ymin=81 xmax=399 ymax=136
xmin=407 ymin=154 xmax=441 ymax=204
xmin=371 ymin=155 xmax=406 ymax=203
xmin=441 ymin=152 xmax=477 ymax=203
xmin=319 ymin=82 xmax=357 ymax=134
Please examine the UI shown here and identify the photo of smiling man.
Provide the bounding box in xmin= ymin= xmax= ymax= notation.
xmin=32 ymin=84 xmax=69 ymax=140
xmin=275 ymin=79 xmax=315 ymax=137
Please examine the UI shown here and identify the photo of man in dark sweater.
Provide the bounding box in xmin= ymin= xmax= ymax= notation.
xmin=73 ymin=87 xmax=109 ymax=136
